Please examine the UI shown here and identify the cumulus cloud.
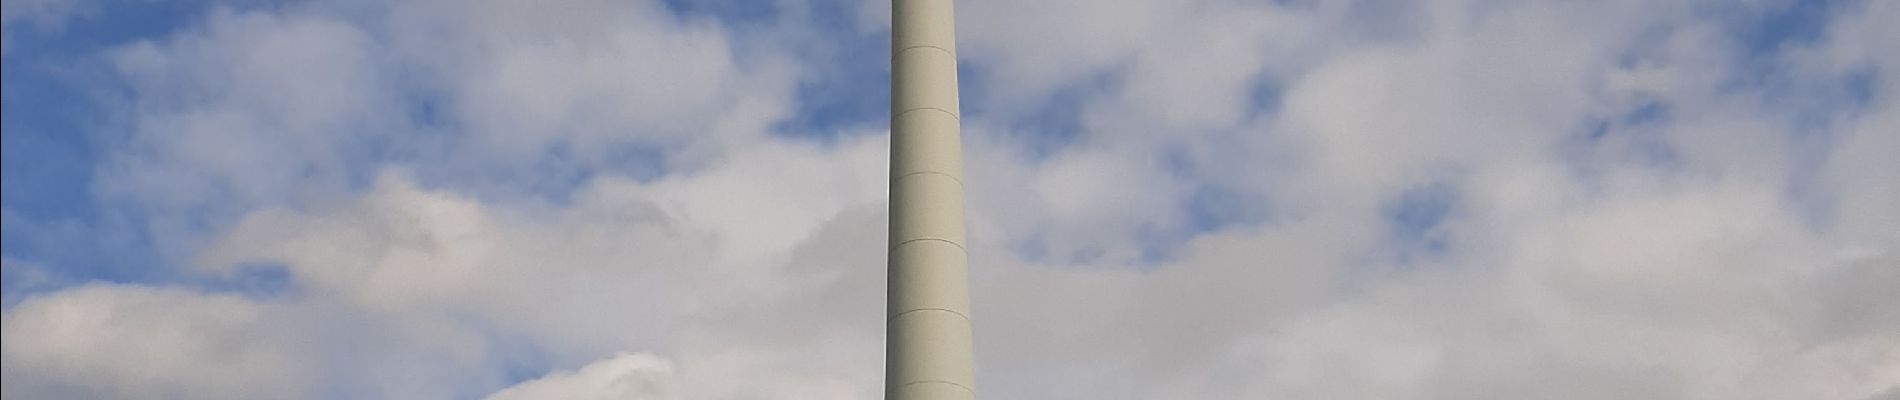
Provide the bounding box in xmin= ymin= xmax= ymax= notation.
xmin=3 ymin=0 xmax=1898 ymax=399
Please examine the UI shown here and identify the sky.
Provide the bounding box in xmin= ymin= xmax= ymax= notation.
xmin=1 ymin=0 xmax=1897 ymax=398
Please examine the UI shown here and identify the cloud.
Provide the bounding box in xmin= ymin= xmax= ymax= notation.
xmin=192 ymin=133 xmax=889 ymax=361
xmin=381 ymin=0 xmax=792 ymax=167
xmin=1 ymin=284 xmax=310 ymax=399
xmin=3 ymin=0 xmax=1898 ymax=399
xmin=482 ymin=353 xmax=679 ymax=400
xmin=90 ymin=7 xmax=397 ymax=260
xmin=0 ymin=0 xmax=81 ymax=31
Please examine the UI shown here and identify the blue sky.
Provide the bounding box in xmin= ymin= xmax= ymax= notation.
xmin=4 ymin=0 xmax=1898 ymax=398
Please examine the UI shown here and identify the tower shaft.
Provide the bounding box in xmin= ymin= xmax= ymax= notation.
xmin=886 ymin=0 xmax=973 ymax=399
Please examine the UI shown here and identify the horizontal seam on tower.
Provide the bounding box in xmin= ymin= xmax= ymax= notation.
xmin=899 ymin=379 xmax=975 ymax=394
xmin=891 ymin=308 xmax=973 ymax=325
xmin=893 ymin=170 xmax=963 ymax=187
xmin=894 ymin=106 xmax=959 ymax=121
xmin=892 ymin=237 xmax=966 ymax=252
xmin=896 ymin=44 xmax=956 ymax=58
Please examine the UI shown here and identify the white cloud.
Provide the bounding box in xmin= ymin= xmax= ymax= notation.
xmin=381 ymin=0 xmax=792 ymax=166
xmin=1 ymin=284 xmax=310 ymax=399
xmin=91 ymin=7 xmax=396 ymax=260
xmin=483 ymin=353 xmax=679 ymax=400
xmin=191 ymin=133 xmax=889 ymax=361
xmin=3 ymin=0 xmax=1898 ymax=399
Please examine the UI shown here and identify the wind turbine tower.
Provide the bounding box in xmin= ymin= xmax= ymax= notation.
xmin=886 ymin=0 xmax=974 ymax=399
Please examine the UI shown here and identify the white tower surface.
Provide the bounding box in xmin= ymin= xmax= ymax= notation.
xmin=886 ymin=0 xmax=974 ymax=399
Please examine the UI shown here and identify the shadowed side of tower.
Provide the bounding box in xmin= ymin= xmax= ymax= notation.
xmin=886 ymin=0 xmax=974 ymax=399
